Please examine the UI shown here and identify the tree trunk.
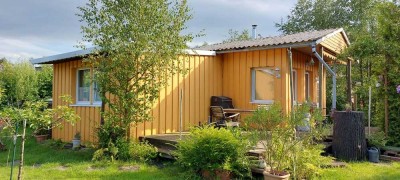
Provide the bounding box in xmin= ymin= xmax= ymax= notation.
xmin=332 ymin=111 xmax=366 ymax=161
xmin=17 ymin=119 xmax=27 ymax=180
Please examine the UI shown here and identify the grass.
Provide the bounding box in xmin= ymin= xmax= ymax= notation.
xmin=0 ymin=131 xmax=186 ymax=180
xmin=1 ymin=130 xmax=400 ymax=179
xmin=320 ymin=161 xmax=400 ymax=180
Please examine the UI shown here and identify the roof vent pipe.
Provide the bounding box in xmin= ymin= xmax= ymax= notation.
xmin=252 ymin=25 xmax=257 ymax=39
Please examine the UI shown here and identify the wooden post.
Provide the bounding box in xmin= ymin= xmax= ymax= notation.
xmin=332 ymin=111 xmax=367 ymax=161
xmin=346 ymin=59 xmax=352 ymax=108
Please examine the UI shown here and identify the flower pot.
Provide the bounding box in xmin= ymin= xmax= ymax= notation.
xmin=215 ymin=169 xmax=232 ymax=180
xmin=201 ymin=169 xmax=232 ymax=180
xmin=34 ymin=134 xmax=48 ymax=143
xmin=72 ymin=139 xmax=81 ymax=148
xmin=263 ymin=171 xmax=290 ymax=180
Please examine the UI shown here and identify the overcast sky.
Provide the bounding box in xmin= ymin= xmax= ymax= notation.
xmin=0 ymin=0 xmax=296 ymax=62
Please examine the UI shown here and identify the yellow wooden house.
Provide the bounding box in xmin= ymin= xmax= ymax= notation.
xmin=31 ymin=28 xmax=350 ymax=143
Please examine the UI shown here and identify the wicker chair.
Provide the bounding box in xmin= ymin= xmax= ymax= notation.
xmin=209 ymin=106 xmax=240 ymax=128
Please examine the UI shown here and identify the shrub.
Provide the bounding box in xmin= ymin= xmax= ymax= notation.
xmin=92 ymin=137 xmax=157 ymax=162
xmin=175 ymin=126 xmax=250 ymax=177
xmin=367 ymin=131 xmax=387 ymax=148
xmin=245 ymin=103 xmax=332 ymax=179
xmin=291 ymin=144 xmax=333 ymax=179
xmin=128 ymin=141 xmax=158 ymax=162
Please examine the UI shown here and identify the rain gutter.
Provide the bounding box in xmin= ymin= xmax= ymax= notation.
xmin=311 ymin=42 xmax=336 ymax=110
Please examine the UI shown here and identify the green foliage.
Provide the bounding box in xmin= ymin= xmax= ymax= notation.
xmin=78 ymin=0 xmax=194 ymax=156
xmin=278 ymin=0 xmax=400 ymax=145
xmin=74 ymin=132 xmax=81 ymax=140
xmin=0 ymin=96 xmax=79 ymax=136
xmin=92 ymin=139 xmax=157 ymax=162
xmin=245 ymin=103 xmax=332 ymax=179
xmin=0 ymin=60 xmax=53 ymax=108
xmin=0 ymin=60 xmax=39 ymax=106
xmin=276 ymin=0 xmax=377 ymax=35
xmin=291 ymin=144 xmax=333 ymax=179
xmin=96 ymin=121 xmax=126 ymax=149
xmin=37 ymin=65 xmax=53 ymax=99
xmin=92 ymin=142 xmax=119 ymax=162
xmin=367 ymin=131 xmax=388 ymax=148
xmin=175 ymin=126 xmax=250 ymax=178
xmin=222 ymin=29 xmax=252 ymax=43
xmin=124 ymin=141 xmax=158 ymax=162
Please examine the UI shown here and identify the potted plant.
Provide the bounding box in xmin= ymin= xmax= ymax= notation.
xmin=27 ymin=97 xmax=79 ymax=143
xmin=245 ymin=103 xmax=293 ymax=180
xmin=72 ymin=132 xmax=81 ymax=148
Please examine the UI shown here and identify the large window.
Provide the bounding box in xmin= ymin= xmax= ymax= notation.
xmin=76 ymin=69 xmax=101 ymax=105
xmin=251 ymin=68 xmax=275 ymax=104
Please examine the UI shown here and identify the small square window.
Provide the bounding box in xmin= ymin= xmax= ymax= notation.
xmin=76 ymin=68 xmax=102 ymax=106
xmin=251 ymin=68 xmax=275 ymax=104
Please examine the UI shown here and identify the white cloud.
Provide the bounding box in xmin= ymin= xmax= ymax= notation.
xmin=0 ymin=37 xmax=58 ymax=62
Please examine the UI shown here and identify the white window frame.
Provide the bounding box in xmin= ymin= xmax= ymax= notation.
xmin=75 ymin=68 xmax=101 ymax=106
xmin=305 ymin=72 xmax=310 ymax=101
xmin=76 ymin=68 xmax=91 ymax=105
xmin=251 ymin=67 xmax=275 ymax=104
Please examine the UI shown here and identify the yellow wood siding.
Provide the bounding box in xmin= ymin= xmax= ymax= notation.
xmin=221 ymin=49 xmax=321 ymax=114
xmin=52 ymin=55 xmax=223 ymax=142
xmin=320 ymin=32 xmax=348 ymax=54
xmin=52 ymin=48 xmax=328 ymax=142
xmin=52 ymin=59 xmax=101 ymax=142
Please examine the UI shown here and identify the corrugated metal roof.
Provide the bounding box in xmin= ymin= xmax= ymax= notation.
xmin=30 ymin=47 xmax=216 ymax=64
xmin=198 ymin=28 xmax=346 ymax=51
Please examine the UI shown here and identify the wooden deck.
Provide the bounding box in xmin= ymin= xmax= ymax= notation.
xmin=139 ymin=132 xmax=265 ymax=159
xmin=139 ymin=133 xmax=190 ymax=159
xmin=139 ymin=132 xmax=349 ymax=175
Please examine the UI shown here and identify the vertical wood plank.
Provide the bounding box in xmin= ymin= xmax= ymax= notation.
xmin=199 ymin=56 xmax=205 ymax=123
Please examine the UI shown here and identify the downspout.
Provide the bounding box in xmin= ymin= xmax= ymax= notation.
xmin=311 ymin=43 xmax=336 ymax=110
xmin=287 ymin=47 xmax=294 ymax=111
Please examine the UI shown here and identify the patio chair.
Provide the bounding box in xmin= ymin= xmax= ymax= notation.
xmin=209 ymin=106 xmax=240 ymax=128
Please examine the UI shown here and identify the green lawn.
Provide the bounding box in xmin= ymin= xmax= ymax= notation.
xmin=320 ymin=161 xmax=400 ymax=180
xmin=0 ymin=134 xmax=185 ymax=180
xmin=1 ymin=133 xmax=400 ymax=180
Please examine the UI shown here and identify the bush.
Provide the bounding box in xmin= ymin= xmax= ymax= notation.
xmin=128 ymin=141 xmax=158 ymax=162
xmin=175 ymin=126 xmax=250 ymax=178
xmin=117 ymin=140 xmax=158 ymax=162
xmin=367 ymin=131 xmax=387 ymax=148
xmin=245 ymin=103 xmax=332 ymax=179
xmin=92 ymin=138 xmax=157 ymax=162
xmin=291 ymin=144 xmax=333 ymax=179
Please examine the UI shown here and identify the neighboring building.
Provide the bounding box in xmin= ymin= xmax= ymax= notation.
xmin=31 ymin=28 xmax=349 ymax=142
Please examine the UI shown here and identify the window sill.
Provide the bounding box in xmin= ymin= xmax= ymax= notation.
xmin=250 ymin=100 xmax=274 ymax=104
xmin=70 ymin=104 xmax=101 ymax=107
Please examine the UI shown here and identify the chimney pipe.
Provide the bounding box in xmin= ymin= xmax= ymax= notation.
xmin=252 ymin=25 xmax=257 ymax=39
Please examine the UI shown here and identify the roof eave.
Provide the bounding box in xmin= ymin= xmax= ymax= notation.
xmin=30 ymin=47 xmax=216 ymax=64
xmin=213 ymin=41 xmax=315 ymax=54
xmin=30 ymin=47 xmax=97 ymax=64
